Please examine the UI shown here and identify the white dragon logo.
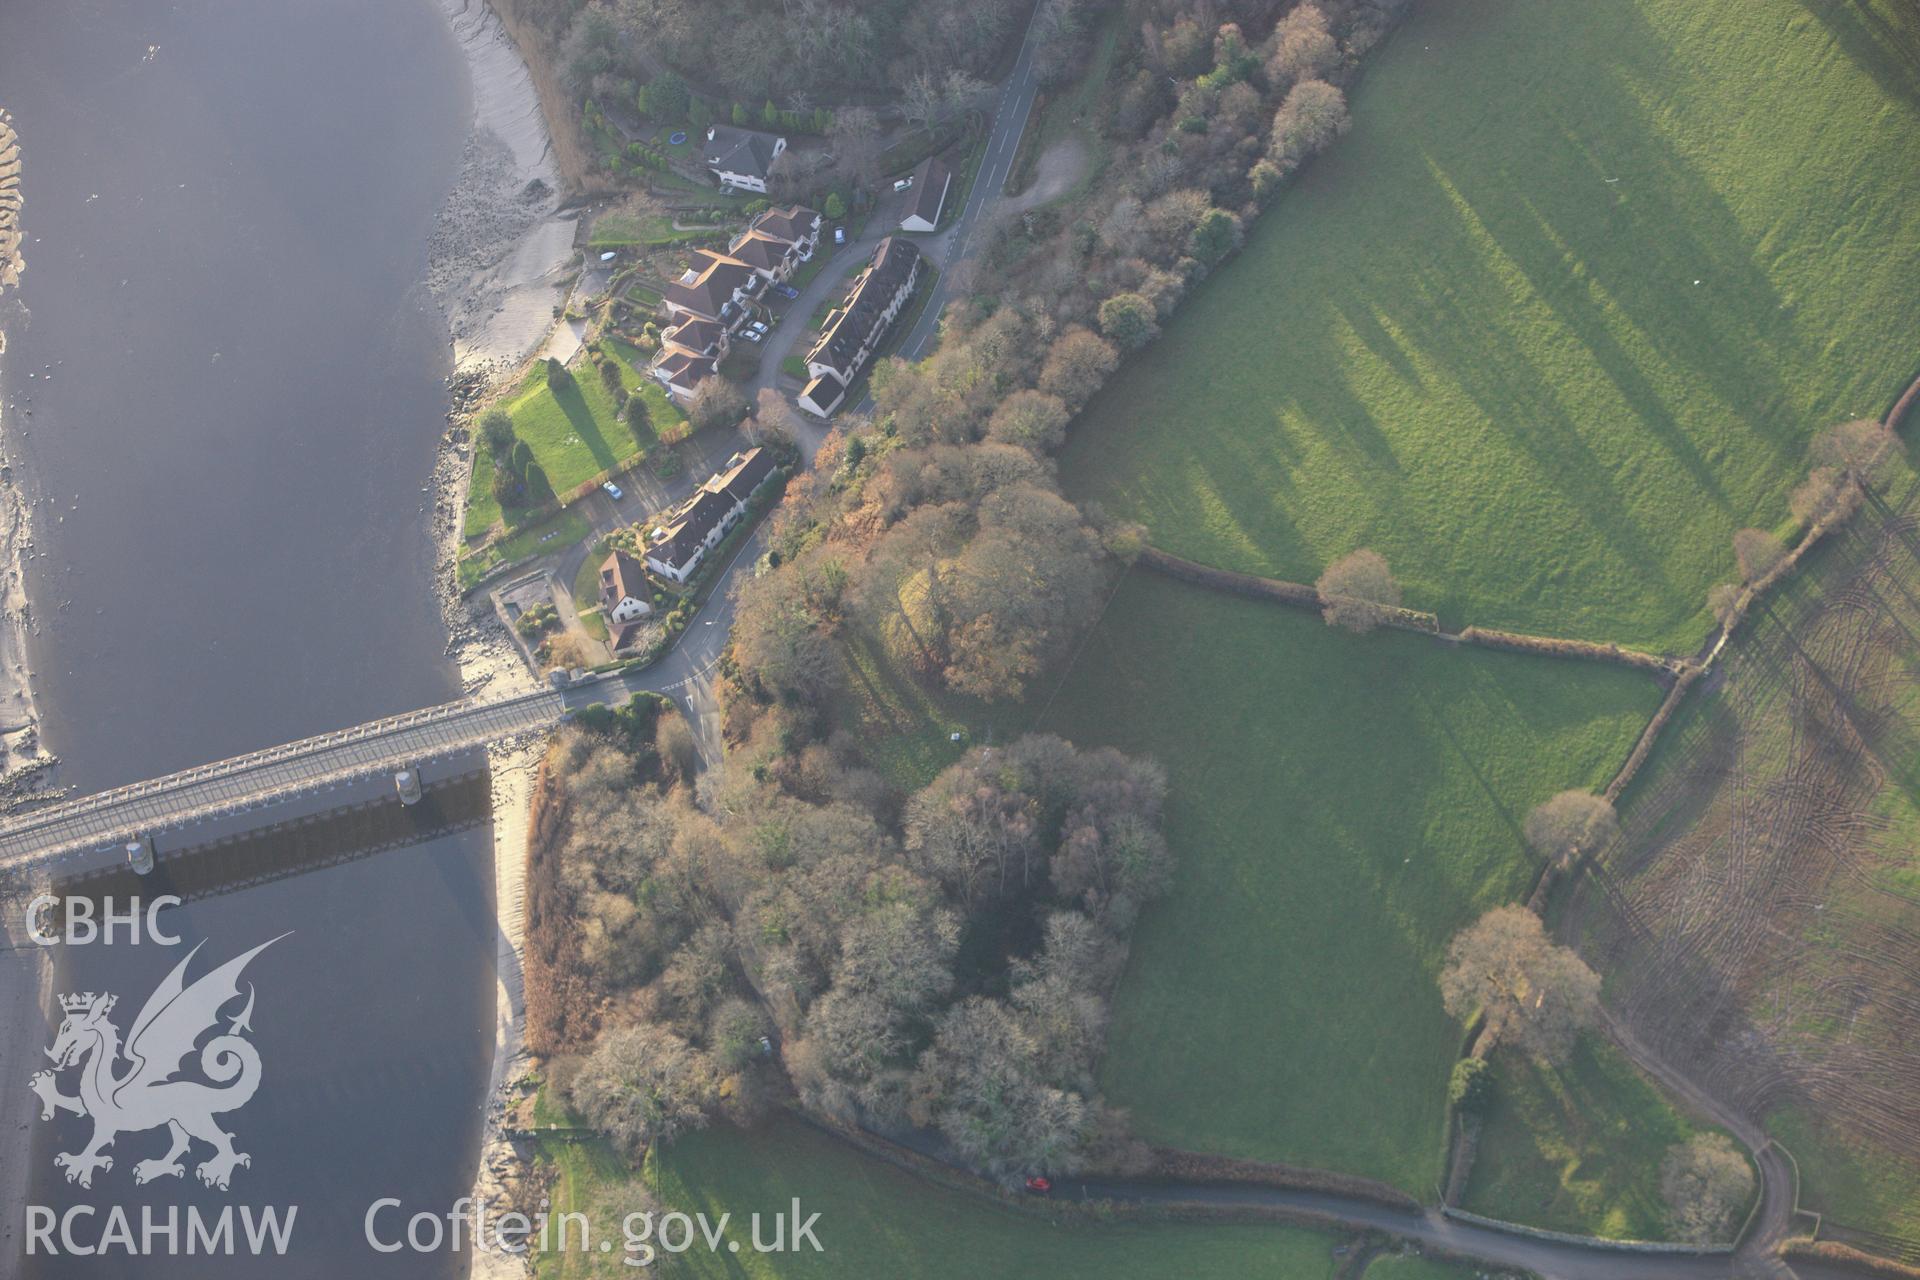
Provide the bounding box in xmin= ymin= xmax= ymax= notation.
xmin=28 ymin=935 xmax=285 ymax=1191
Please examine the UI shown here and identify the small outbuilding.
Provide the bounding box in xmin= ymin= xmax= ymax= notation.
xmin=899 ymin=155 xmax=952 ymax=233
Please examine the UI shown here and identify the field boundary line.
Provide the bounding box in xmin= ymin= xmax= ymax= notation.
xmin=1437 ymin=1204 xmax=1732 ymax=1255
xmin=1133 ymin=546 xmax=1683 ymax=677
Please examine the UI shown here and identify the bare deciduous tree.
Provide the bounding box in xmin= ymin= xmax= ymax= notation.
xmin=1789 ymin=465 xmax=1858 ymax=528
xmin=688 ymin=377 xmax=748 ymax=432
xmin=909 ymin=997 xmax=1092 ymax=1182
xmin=751 ymin=386 xmax=802 ymax=447
xmin=569 ymin=1021 xmax=720 ymax=1154
xmin=1660 ymin=1134 xmax=1754 ymax=1245
xmin=1316 ymin=548 xmax=1401 ymax=633
xmin=1268 ymin=78 xmax=1349 ymax=174
xmin=1732 ymin=527 xmax=1785 ymax=585
xmin=1265 ymin=3 xmax=1338 ymax=90
xmin=985 ymin=389 xmax=1071 ymax=453
xmin=828 ymin=106 xmax=882 ymax=188
xmin=1037 ymin=327 xmax=1119 ymax=408
xmin=1523 ymin=790 xmax=1619 ymax=870
xmin=1814 ymin=417 xmax=1896 ymax=485
xmin=1707 ymin=583 xmax=1743 ymax=629
xmin=1439 ymin=905 xmax=1601 ymax=1064
xmin=730 ymin=550 xmax=845 ymax=700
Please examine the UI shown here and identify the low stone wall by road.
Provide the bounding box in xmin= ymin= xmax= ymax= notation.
xmin=1440 ymin=1205 xmax=1732 ymax=1256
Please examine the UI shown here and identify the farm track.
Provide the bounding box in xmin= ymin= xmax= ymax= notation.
xmin=1114 ymin=369 xmax=1920 ymax=1269
xmin=1567 ymin=475 xmax=1920 ymax=1258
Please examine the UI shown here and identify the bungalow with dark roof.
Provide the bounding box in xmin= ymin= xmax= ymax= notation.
xmin=598 ymin=550 xmax=655 ymax=651
xmin=703 ymin=125 xmax=786 ymax=193
xmin=798 ymin=237 xmax=922 ymax=418
xmin=899 ymin=155 xmax=953 ymax=233
xmin=798 ymin=373 xmax=846 ymax=419
xmin=663 ymin=250 xmax=761 ymax=326
xmin=643 ymin=448 xmax=780 ymax=583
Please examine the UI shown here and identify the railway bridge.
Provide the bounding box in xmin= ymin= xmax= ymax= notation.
xmin=0 ymin=674 xmax=637 ymax=880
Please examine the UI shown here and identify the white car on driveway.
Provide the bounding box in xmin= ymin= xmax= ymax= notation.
xmin=602 ymin=481 xmax=623 ymax=500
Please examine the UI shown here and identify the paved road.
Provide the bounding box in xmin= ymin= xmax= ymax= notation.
xmin=574 ymin=517 xmax=765 ymax=768
xmin=888 ymin=11 xmax=1044 ymax=372
xmin=746 ymin=3 xmax=1050 ymax=439
xmin=1060 ymin=1178 xmax=1834 ymax=1280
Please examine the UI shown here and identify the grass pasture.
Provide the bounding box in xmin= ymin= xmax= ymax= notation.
xmin=1030 ymin=572 xmax=1660 ymax=1194
xmin=1767 ymin=1107 xmax=1920 ymax=1249
xmin=1062 ymin=0 xmax=1920 ymax=653
xmin=1362 ymin=1257 xmax=1483 ymax=1280
xmin=464 ymin=348 xmax=680 ymax=539
xmin=1461 ymin=1035 xmax=1707 ymax=1240
xmin=533 ymin=1110 xmax=1348 ymax=1279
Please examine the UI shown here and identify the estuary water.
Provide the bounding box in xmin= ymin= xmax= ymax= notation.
xmin=0 ymin=0 xmax=497 ymax=1274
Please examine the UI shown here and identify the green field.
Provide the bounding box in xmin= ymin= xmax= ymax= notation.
xmin=1029 ymin=572 xmax=1660 ymax=1194
xmin=534 ymin=1112 xmax=1350 ymax=1279
xmin=1062 ymin=0 xmax=1920 ymax=652
xmin=1767 ymin=1107 xmax=1920 ymax=1245
xmin=464 ymin=347 xmax=679 ymax=538
xmin=1362 ymin=1256 xmax=1485 ymax=1280
xmin=832 ymin=627 xmax=1025 ymax=791
xmin=1461 ymin=1035 xmax=1708 ymax=1240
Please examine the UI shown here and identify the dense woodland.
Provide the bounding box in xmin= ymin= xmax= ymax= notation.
xmin=532 ymin=707 xmax=1173 ymax=1180
xmin=531 ymin=0 xmax=1412 ymax=1182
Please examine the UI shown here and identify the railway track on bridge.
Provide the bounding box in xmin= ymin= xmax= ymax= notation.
xmin=0 ymin=685 xmax=574 ymax=874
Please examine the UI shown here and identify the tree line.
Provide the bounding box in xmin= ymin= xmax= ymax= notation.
xmin=559 ymin=0 xmax=1025 ymax=105
xmin=1438 ymin=788 xmax=1756 ymax=1245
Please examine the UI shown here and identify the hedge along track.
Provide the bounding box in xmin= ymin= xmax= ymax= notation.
xmin=1566 ymin=477 xmax=1920 ymax=1243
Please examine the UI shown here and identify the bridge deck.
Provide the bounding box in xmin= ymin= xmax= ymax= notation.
xmin=0 ymin=687 xmax=571 ymax=872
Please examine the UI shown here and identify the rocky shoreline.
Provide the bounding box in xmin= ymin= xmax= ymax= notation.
xmin=422 ymin=4 xmax=585 ymax=1275
xmin=0 ymin=108 xmax=57 ymax=816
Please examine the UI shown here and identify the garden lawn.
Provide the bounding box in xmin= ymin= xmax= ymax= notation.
xmin=1032 ymin=572 xmax=1661 ymax=1194
xmin=1461 ymin=1035 xmax=1711 ymax=1240
xmin=533 ymin=1110 xmax=1347 ymax=1279
xmin=464 ymin=348 xmax=679 ymax=538
xmin=1061 ymin=0 xmax=1920 ymax=652
xmin=456 ymin=508 xmax=592 ymax=589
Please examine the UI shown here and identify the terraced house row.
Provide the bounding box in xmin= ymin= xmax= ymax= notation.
xmin=798 ymin=236 xmax=922 ymax=418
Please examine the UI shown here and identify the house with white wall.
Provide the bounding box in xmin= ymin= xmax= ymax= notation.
xmin=703 ymin=125 xmax=786 ymax=193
